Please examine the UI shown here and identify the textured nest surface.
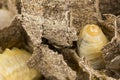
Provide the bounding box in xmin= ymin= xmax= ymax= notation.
xmin=0 ymin=0 xmax=120 ymax=80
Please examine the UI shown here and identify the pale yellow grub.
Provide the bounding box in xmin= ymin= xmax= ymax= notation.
xmin=0 ymin=48 xmax=40 ymax=80
xmin=77 ymin=24 xmax=108 ymax=69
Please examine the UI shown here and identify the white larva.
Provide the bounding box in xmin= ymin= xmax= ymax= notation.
xmin=77 ymin=24 xmax=108 ymax=69
xmin=0 ymin=48 xmax=41 ymax=80
xmin=0 ymin=0 xmax=17 ymax=30
xmin=0 ymin=9 xmax=15 ymax=29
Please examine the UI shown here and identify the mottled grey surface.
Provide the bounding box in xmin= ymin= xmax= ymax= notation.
xmin=0 ymin=0 xmax=120 ymax=80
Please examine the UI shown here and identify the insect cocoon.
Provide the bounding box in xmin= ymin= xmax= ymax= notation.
xmin=0 ymin=48 xmax=41 ymax=80
xmin=77 ymin=24 xmax=108 ymax=69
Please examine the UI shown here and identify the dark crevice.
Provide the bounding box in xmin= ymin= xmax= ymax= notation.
xmin=20 ymin=25 xmax=34 ymax=53
xmin=16 ymin=0 xmax=21 ymax=14
xmin=41 ymin=37 xmax=80 ymax=73
xmin=105 ymin=70 xmax=120 ymax=79
xmin=72 ymin=41 xmax=77 ymax=49
xmin=41 ymin=37 xmax=77 ymax=53
xmin=41 ymin=37 xmax=59 ymax=53
xmin=0 ymin=17 xmax=33 ymax=53
xmin=99 ymin=0 xmax=120 ymax=16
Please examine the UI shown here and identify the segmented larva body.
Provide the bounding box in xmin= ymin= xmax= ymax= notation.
xmin=77 ymin=24 xmax=108 ymax=69
xmin=0 ymin=48 xmax=40 ymax=80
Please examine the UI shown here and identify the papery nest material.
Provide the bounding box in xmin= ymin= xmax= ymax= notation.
xmin=102 ymin=16 xmax=120 ymax=78
xmin=0 ymin=0 xmax=120 ymax=80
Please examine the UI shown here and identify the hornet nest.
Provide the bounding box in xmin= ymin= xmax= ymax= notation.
xmin=0 ymin=0 xmax=120 ymax=80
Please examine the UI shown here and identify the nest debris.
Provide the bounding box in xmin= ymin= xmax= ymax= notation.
xmin=0 ymin=0 xmax=120 ymax=80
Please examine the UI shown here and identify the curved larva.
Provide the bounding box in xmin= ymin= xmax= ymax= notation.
xmin=0 ymin=48 xmax=41 ymax=80
xmin=77 ymin=24 xmax=108 ymax=69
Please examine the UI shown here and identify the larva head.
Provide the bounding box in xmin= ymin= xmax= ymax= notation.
xmin=84 ymin=24 xmax=102 ymax=36
xmin=79 ymin=24 xmax=105 ymax=42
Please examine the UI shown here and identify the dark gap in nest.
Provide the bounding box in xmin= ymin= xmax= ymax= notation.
xmin=20 ymin=26 xmax=34 ymax=53
xmin=12 ymin=20 xmax=34 ymax=53
xmin=41 ymin=37 xmax=59 ymax=53
xmin=98 ymin=22 xmax=114 ymax=41
xmin=41 ymin=37 xmax=82 ymax=74
xmin=41 ymin=37 xmax=76 ymax=53
xmin=105 ymin=70 xmax=120 ymax=79
xmin=72 ymin=41 xmax=77 ymax=49
xmin=33 ymin=75 xmax=45 ymax=80
xmin=99 ymin=0 xmax=120 ymax=16
xmin=16 ymin=0 xmax=21 ymax=14
xmin=0 ymin=2 xmax=2 ymax=9
xmin=0 ymin=17 xmax=33 ymax=53
xmin=0 ymin=0 xmax=26 ymax=52
xmin=99 ymin=0 xmax=120 ymax=41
